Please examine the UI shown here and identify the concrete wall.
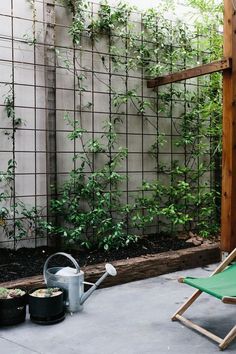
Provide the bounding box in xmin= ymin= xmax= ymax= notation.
xmin=0 ymin=0 xmax=47 ymax=248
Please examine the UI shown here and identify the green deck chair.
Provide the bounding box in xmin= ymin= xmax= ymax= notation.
xmin=172 ymin=248 xmax=236 ymax=350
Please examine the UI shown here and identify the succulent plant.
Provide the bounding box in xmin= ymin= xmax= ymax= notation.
xmin=0 ymin=288 xmax=9 ymax=299
xmin=0 ymin=287 xmax=25 ymax=299
xmin=31 ymin=287 xmax=61 ymax=298
xmin=8 ymin=289 xmax=25 ymax=298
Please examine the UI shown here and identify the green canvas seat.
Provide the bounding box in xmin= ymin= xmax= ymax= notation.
xmin=172 ymin=248 xmax=236 ymax=350
xmin=183 ymin=262 xmax=236 ymax=300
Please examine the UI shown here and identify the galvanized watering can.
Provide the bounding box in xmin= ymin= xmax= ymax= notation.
xmin=43 ymin=252 xmax=117 ymax=313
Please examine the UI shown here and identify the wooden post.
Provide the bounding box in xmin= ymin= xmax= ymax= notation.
xmin=221 ymin=1 xmax=236 ymax=252
xmin=44 ymin=0 xmax=57 ymax=244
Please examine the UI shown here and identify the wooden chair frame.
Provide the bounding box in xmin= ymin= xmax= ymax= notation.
xmin=172 ymin=248 xmax=236 ymax=350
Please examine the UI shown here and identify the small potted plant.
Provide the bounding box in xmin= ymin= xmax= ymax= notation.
xmin=0 ymin=287 xmax=27 ymax=326
xmin=29 ymin=287 xmax=65 ymax=324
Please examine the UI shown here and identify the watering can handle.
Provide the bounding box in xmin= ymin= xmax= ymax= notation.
xmin=43 ymin=252 xmax=80 ymax=283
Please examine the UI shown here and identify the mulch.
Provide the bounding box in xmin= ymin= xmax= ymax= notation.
xmin=0 ymin=233 xmax=200 ymax=283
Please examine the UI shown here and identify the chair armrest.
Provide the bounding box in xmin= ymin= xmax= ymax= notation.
xmin=178 ymin=277 xmax=185 ymax=283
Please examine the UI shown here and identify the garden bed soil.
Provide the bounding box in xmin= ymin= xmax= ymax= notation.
xmin=0 ymin=233 xmax=217 ymax=283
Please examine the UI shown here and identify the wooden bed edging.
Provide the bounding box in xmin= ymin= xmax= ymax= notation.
xmin=0 ymin=243 xmax=220 ymax=290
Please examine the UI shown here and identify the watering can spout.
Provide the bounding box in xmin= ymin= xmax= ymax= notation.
xmin=80 ymin=263 xmax=117 ymax=305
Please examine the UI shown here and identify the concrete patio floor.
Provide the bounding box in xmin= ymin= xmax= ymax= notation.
xmin=1 ymin=264 xmax=236 ymax=354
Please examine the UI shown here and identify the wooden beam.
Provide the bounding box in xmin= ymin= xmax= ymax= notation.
xmin=0 ymin=243 xmax=220 ymax=290
xmin=44 ymin=1 xmax=58 ymax=246
xmin=221 ymin=1 xmax=236 ymax=252
xmin=147 ymin=58 xmax=231 ymax=88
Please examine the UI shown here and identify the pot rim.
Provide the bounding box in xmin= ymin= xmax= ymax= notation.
xmin=0 ymin=288 xmax=27 ymax=301
xmin=29 ymin=286 xmax=64 ymax=298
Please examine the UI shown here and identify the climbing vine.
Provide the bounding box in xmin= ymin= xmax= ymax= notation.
xmin=43 ymin=114 xmax=137 ymax=250
xmin=0 ymin=85 xmax=44 ymax=243
xmin=42 ymin=0 xmax=222 ymax=249
xmin=3 ymin=0 xmax=222 ymax=249
xmin=49 ymin=0 xmax=222 ymax=247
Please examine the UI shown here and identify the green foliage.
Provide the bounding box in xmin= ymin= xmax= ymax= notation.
xmin=0 ymin=86 xmax=44 ymax=243
xmin=67 ymin=0 xmax=89 ymax=44
xmin=132 ymin=179 xmax=220 ymax=237
xmin=51 ymin=0 xmax=223 ymax=247
xmin=0 ymin=287 xmax=25 ymax=299
xmin=3 ymin=86 xmax=24 ymax=138
xmin=187 ymin=0 xmax=223 ymax=14
xmin=89 ymin=1 xmax=133 ymax=37
xmin=0 ymin=288 xmax=8 ymax=299
xmin=0 ymin=164 xmax=44 ymax=240
xmin=43 ymin=114 xmax=137 ymax=250
xmin=18 ymin=0 xmax=222 ymax=251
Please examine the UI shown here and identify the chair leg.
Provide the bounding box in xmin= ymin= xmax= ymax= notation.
xmin=219 ymin=325 xmax=236 ymax=350
xmin=172 ymin=289 xmax=202 ymax=320
xmin=172 ymin=292 xmax=236 ymax=350
xmin=175 ymin=314 xmax=223 ymax=345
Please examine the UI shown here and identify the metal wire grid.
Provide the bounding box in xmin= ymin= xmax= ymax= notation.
xmin=0 ymin=0 xmax=219 ymax=248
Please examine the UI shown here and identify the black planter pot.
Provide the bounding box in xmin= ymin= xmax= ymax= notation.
xmin=0 ymin=291 xmax=27 ymax=326
xmin=29 ymin=287 xmax=65 ymax=325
